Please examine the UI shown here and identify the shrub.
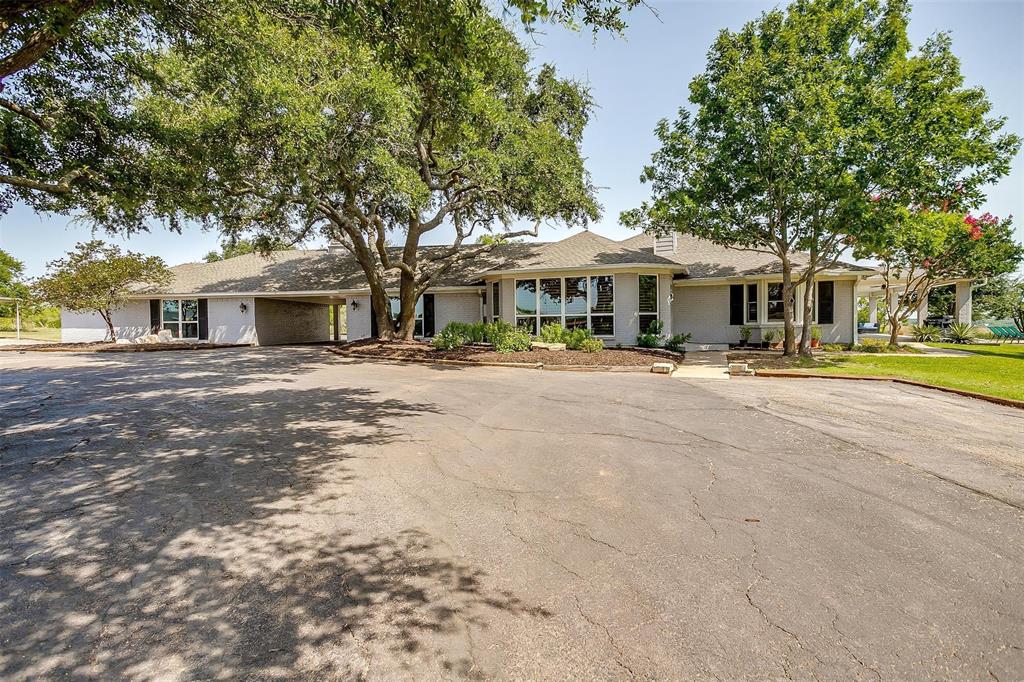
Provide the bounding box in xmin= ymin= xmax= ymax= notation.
xmin=739 ymin=326 xmax=753 ymax=345
xmin=482 ymin=319 xmax=514 ymax=343
xmin=539 ymin=322 xmax=568 ymax=344
xmin=665 ymin=332 xmax=692 ymax=352
xmin=946 ymin=321 xmax=978 ymax=344
xmin=810 ymin=325 xmax=822 ymax=341
xmin=579 ymin=337 xmax=604 ymax=353
xmin=762 ymin=328 xmax=779 ymax=345
xmin=492 ymin=327 xmax=531 ymax=353
xmin=821 ymin=343 xmax=846 ymax=352
xmin=911 ymin=324 xmax=942 ymax=342
xmin=636 ymin=332 xmax=660 ymax=348
xmin=432 ymin=327 xmax=466 ymax=351
xmin=854 ymin=338 xmax=893 ymax=352
xmin=562 ymin=327 xmax=594 ymax=350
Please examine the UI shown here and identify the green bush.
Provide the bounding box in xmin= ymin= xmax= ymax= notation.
xmin=853 ymin=338 xmax=907 ymax=353
xmin=946 ymin=321 xmax=978 ymax=343
xmin=492 ymin=327 xmax=531 ymax=353
xmin=539 ymin=322 xmax=568 ymax=344
xmin=739 ymin=326 xmax=753 ymax=345
xmin=665 ymin=332 xmax=692 ymax=352
xmin=482 ymin=319 xmax=514 ymax=343
xmin=433 ymin=321 xmax=487 ymax=350
xmin=810 ymin=325 xmax=822 ymax=342
xmin=564 ymin=327 xmax=594 ymax=350
xmin=911 ymin=324 xmax=942 ymax=342
xmin=821 ymin=343 xmax=847 ymax=352
xmin=579 ymin=337 xmax=604 ymax=353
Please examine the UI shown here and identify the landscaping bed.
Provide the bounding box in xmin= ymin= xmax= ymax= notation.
xmin=335 ymin=339 xmax=681 ymax=368
xmin=0 ymin=341 xmax=247 ymax=353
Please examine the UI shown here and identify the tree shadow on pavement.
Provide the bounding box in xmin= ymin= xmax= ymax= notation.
xmin=0 ymin=349 xmax=550 ymax=678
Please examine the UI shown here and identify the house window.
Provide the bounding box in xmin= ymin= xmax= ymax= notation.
xmin=816 ymin=281 xmax=835 ymax=324
xmin=638 ymin=274 xmax=659 ymax=333
xmin=389 ymin=296 xmax=424 ymax=336
xmin=746 ymin=283 xmax=758 ymax=323
xmin=590 ymin=275 xmax=615 ymax=336
xmin=513 ymin=275 xmax=616 ymax=337
xmin=492 ymin=282 xmax=500 ymax=319
xmin=766 ymin=283 xmax=786 ymax=321
xmin=162 ymin=299 xmax=199 ymax=338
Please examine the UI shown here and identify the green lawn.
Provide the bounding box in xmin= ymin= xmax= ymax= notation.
xmin=0 ymin=327 xmax=62 ymax=342
xmin=800 ymin=343 xmax=1024 ymax=402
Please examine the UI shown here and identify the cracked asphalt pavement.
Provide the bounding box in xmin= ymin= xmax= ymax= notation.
xmin=1 ymin=346 xmax=1022 ymax=680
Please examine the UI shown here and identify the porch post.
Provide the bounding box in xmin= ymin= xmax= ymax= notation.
xmin=332 ymin=304 xmax=341 ymax=340
xmin=868 ymin=295 xmax=879 ymax=326
xmin=955 ymin=280 xmax=973 ymax=324
xmin=916 ymin=292 xmax=929 ymax=325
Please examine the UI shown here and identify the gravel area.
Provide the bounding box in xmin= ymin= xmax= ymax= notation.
xmin=339 ymin=339 xmax=683 ymax=366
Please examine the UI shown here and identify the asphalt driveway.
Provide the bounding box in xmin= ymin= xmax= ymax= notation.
xmin=1 ymin=347 xmax=1022 ymax=680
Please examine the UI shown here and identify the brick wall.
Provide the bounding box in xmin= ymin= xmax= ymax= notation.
xmin=253 ymin=298 xmax=330 ymax=345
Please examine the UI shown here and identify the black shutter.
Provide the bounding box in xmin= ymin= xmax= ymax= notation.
xmin=370 ymin=298 xmax=378 ymax=338
xmin=198 ymin=299 xmax=209 ymax=340
xmin=149 ymin=299 xmax=160 ymax=333
xmin=423 ymin=293 xmax=435 ymax=337
xmin=817 ymin=281 xmax=835 ymax=324
xmin=729 ymin=285 xmax=744 ymax=325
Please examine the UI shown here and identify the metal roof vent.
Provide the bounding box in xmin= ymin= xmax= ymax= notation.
xmin=654 ymin=233 xmax=678 ymax=256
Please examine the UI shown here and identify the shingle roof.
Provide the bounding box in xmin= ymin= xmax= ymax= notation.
xmin=141 ymin=230 xmax=873 ymax=296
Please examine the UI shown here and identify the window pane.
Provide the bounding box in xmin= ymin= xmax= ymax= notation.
xmin=767 ymin=283 xmax=785 ymax=321
xmin=565 ymin=316 xmax=587 ymax=330
xmin=492 ymin=282 xmax=500 ymax=316
xmin=515 ymin=280 xmax=537 ymax=315
xmin=639 ymin=314 xmax=659 ymax=334
xmin=539 ymin=278 xmax=562 ymax=315
xmin=564 ymin=277 xmax=587 ymax=314
xmin=389 ymin=296 xmax=401 ymax=318
xmin=415 ymin=320 xmax=424 ymax=337
xmin=415 ymin=296 xmax=424 ymax=318
xmin=516 ymin=317 xmax=537 ymax=336
xmin=638 ymin=275 xmax=658 ymax=313
xmin=164 ymin=323 xmax=180 ymax=338
xmin=540 ymin=316 xmax=561 ymax=329
xmin=746 ymin=284 xmax=758 ymax=322
xmin=162 ymin=300 xmax=179 ymax=322
xmin=182 ymin=323 xmax=199 ymax=338
xmin=591 ymin=315 xmax=614 ymax=336
xmin=181 ymin=299 xmax=199 ymax=321
xmin=590 ymin=275 xmax=614 ymax=314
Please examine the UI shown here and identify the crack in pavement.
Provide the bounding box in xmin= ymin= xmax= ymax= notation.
xmin=573 ymin=594 xmax=641 ymax=679
xmin=828 ymin=606 xmax=881 ymax=681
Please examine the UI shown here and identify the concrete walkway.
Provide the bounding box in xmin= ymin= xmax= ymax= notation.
xmin=671 ymin=350 xmax=730 ymax=380
xmin=903 ymin=342 xmax=977 ymax=356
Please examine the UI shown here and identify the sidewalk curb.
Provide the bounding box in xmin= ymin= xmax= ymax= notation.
xmin=327 ymin=348 xmax=672 ymax=374
xmin=754 ymin=370 xmax=1024 ymax=410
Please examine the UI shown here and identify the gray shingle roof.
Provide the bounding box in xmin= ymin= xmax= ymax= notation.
xmin=142 ymin=230 xmax=873 ymax=296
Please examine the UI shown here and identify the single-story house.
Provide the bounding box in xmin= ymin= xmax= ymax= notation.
xmin=61 ymin=231 xmax=883 ymax=347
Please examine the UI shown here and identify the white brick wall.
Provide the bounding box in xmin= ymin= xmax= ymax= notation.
xmin=672 ymin=283 xmax=737 ymax=344
xmin=347 ymin=295 xmax=372 ymax=341
xmin=207 ymin=297 xmax=257 ymax=344
xmin=60 ymin=300 xmax=151 ymax=343
xmin=434 ymin=292 xmax=481 ymax=331
xmin=253 ymin=298 xmax=329 ymax=345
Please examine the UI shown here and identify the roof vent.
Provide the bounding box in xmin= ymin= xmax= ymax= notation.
xmin=654 ymin=233 xmax=677 ymax=256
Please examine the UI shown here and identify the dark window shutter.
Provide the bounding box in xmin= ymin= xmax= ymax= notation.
xmin=198 ymin=299 xmax=209 ymax=340
xmin=423 ymin=294 xmax=435 ymax=337
xmin=817 ymin=281 xmax=835 ymax=324
xmin=370 ymin=298 xmax=378 ymax=338
xmin=729 ymin=285 xmax=744 ymax=325
xmin=149 ymin=299 xmax=160 ymax=333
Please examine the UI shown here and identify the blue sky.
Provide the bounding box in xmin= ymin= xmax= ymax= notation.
xmin=2 ymin=0 xmax=1022 ymax=277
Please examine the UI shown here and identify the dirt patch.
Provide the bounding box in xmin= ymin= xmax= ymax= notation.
xmin=728 ymin=351 xmax=824 ymax=370
xmin=337 ymin=339 xmax=682 ymax=368
xmin=0 ymin=341 xmax=248 ymax=353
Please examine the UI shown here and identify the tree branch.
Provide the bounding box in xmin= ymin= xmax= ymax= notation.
xmin=0 ymin=166 xmax=87 ymax=194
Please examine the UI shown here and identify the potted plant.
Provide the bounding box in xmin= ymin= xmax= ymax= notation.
xmin=810 ymin=325 xmax=822 ymax=348
xmin=762 ymin=328 xmax=779 ymax=350
xmin=739 ymin=326 xmax=752 ymax=348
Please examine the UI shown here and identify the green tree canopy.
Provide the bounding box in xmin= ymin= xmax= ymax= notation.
xmin=33 ymin=240 xmax=171 ymax=341
xmin=202 ymin=237 xmax=294 ymax=263
xmin=135 ymin=7 xmax=599 ymax=339
xmin=623 ymin=0 xmax=1019 ymax=355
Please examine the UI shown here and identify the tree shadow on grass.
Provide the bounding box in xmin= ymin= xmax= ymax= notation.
xmin=0 ymin=348 xmax=551 ymax=678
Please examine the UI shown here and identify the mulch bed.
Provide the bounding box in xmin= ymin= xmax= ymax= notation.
xmin=334 ymin=339 xmax=682 ymax=369
xmin=0 ymin=341 xmax=248 ymax=353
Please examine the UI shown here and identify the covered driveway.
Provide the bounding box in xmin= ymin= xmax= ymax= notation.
xmin=1 ymin=348 xmax=1021 ymax=679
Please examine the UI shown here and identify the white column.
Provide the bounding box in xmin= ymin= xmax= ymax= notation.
xmin=916 ymin=291 xmax=929 ymax=325
xmin=868 ymin=295 xmax=879 ymax=326
xmin=955 ymin=281 xmax=973 ymax=324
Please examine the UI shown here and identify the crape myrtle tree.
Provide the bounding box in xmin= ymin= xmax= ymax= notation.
xmin=623 ymin=0 xmax=1020 ymax=355
xmin=33 ymin=240 xmax=171 ymax=341
xmin=137 ymin=7 xmax=600 ymax=340
xmin=855 ymin=210 xmax=1022 ymax=345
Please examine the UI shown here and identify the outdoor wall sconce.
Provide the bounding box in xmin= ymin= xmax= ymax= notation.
xmin=239 ymin=302 xmax=248 ymax=314
xmin=351 ymin=301 xmax=360 ymax=310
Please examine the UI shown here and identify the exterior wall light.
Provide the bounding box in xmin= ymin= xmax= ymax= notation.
xmin=239 ymin=302 xmax=248 ymax=314
xmin=351 ymin=301 xmax=359 ymax=310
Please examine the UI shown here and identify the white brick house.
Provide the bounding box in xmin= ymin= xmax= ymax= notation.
xmin=60 ymin=231 xmax=876 ymax=346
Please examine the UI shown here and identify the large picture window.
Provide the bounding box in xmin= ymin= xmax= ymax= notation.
xmin=162 ymin=299 xmax=199 ymax=338
xmin=514 ymin=274 xmax=616 ymax=336
xmin=389 ymin=296 xmax=424 ymax=336
xmin=638 ymin=275 xmax=659 ymax=333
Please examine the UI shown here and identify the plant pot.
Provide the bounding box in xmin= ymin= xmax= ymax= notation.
xmin=810 ymin=338 xmax=821 ymax=348
xmin=770 ymin=341 xmax=784 ymax=350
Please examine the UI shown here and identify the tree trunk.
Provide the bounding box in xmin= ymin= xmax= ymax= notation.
xmin=370 ymin=287 xmax=396 ymax=341
xmin=781 ymin=258 xmax=796 ymax=356
xmin=99 ymin=309 xmax=115 ymax=342
xmin=798 ymin=275 xmax=815 ymax=356
xmin=395 ymin=271 xmax=419 ymax=341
